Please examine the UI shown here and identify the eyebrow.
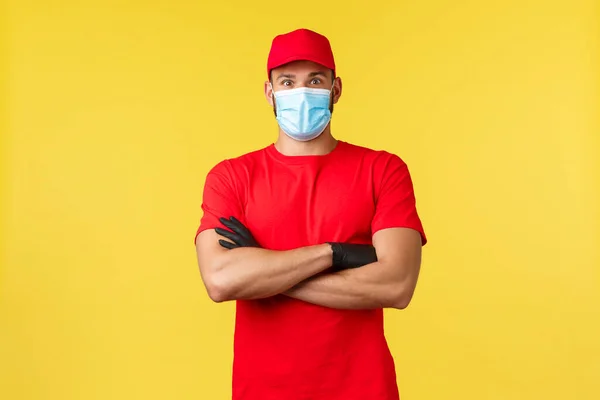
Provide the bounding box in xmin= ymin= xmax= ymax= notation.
xmin=276 ymin=73 xmax=295 ymax=80
xmin=275 ymin=71 xmax=328 ymax=80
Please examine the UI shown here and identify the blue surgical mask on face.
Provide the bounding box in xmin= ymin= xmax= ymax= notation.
xmin=272 ymin=85 xmax=333 ymax=141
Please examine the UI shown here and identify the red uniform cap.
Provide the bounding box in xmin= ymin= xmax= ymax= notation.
xmin=266 ymin=28 xmax=336 ymax=78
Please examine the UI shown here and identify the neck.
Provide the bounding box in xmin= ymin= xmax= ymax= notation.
xmin=274 ymin=125 xmax=338 ymax=156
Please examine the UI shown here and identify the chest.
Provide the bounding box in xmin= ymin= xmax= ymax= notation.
xmin=243 ymin=162 xmax=376 ymax=250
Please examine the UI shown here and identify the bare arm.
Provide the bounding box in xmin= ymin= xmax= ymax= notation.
xmin=195 ymin=229 xmax=333 ymax=303
xmin=284 ymin=227 xmax=422 ymax=310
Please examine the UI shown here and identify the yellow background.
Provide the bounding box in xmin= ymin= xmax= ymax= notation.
xmin=1 ymin=1 xmax=599 ymax=399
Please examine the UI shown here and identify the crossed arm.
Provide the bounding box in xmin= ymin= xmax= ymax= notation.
xmin=195 ymin=225 xmax=422 ymax=310
xmin=284 ymin=228 xmax=422 ymax=309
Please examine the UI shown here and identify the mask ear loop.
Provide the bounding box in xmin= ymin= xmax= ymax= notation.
xmin=270 ymin=82 xmax=277 ymax=117
xmin=329 ymin=81 xmax=336 ymax=112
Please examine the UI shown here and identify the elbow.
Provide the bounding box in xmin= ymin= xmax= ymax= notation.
xmin=202 ymin=265 xmax=236 ymax=303
xmin=197 ymin=237 xmax=239 ymax=303
xmin=206 ymin=281 xmax=230 ymax=303
xmin=389 ymin=286 xmax=415 ymax=310
xmin=392 ymin=294 xmax=412 ymax=310
xmin=386 ymin=264 xmax=420 ymax=310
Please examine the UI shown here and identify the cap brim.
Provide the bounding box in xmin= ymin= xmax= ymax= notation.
xmin=268 ymin=54 xmax=335 ymax=77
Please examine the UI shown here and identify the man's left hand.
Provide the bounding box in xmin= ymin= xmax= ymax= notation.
xmin=215 ymin=216 xmax=260 ymax=249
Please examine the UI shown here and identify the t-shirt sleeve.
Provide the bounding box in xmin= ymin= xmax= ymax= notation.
xmin=371 ymin=154 xmax=427 ymax=246
xmin=194 ymin=160 xmax=245 ymax=244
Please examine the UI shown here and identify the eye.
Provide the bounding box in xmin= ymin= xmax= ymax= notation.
xmin=281 ymin=80 xmax=293 ymax=87
xmin=310 ymin=78 xmax=322 ymax=85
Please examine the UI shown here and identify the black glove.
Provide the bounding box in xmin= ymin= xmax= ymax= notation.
xmin=328 ymin=242 xmax=378 ymax=270
xmin=215 ymin=216 xmax=260 ymax=249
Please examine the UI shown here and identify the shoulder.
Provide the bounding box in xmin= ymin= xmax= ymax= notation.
xmin=340 ymin=141 xmax=407 ymax=170
xmin=204 ymin=146 xmax=270 ymax=195
xmin=207 ymin=145 xmax=270 ymax=176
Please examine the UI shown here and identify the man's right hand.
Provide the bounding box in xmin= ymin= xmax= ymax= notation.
xmin=328 ymin=242 xmax=378 ymax=270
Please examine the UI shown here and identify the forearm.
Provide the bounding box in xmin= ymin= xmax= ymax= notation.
xmin=284 ymin=261 xmax=415 ymax=310
xmin=204 ymin=243 xmax=333 ymax=302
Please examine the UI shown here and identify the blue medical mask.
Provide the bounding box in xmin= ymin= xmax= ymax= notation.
xmin=272 ymin=85 xmax=333 ymax=141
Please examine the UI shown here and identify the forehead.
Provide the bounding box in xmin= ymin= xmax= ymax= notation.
xmin=271 ymin=60 xmax=329 ymax=78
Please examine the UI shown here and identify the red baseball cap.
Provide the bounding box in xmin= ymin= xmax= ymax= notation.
xmin=266 ymin=28 xmax=336 ymax=78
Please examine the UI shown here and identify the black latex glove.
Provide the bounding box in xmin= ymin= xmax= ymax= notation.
xmin=215 ymin=216 xmax=260 ymax=249
xmin=328 ymin=242 xmax=378 ymax=270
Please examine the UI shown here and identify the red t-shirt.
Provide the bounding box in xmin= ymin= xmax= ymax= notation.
xmin=195 ymin=141 xmax=426 ymax=400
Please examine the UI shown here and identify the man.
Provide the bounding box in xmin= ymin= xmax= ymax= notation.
xmin=194 ymin=28 xmax=427 ymax=400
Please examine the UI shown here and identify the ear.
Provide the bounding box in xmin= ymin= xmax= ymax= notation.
xmin=332 ymin=77 xmax=342 ymax=104
xmin=264 ymin=81 xmax=274 ymax=106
